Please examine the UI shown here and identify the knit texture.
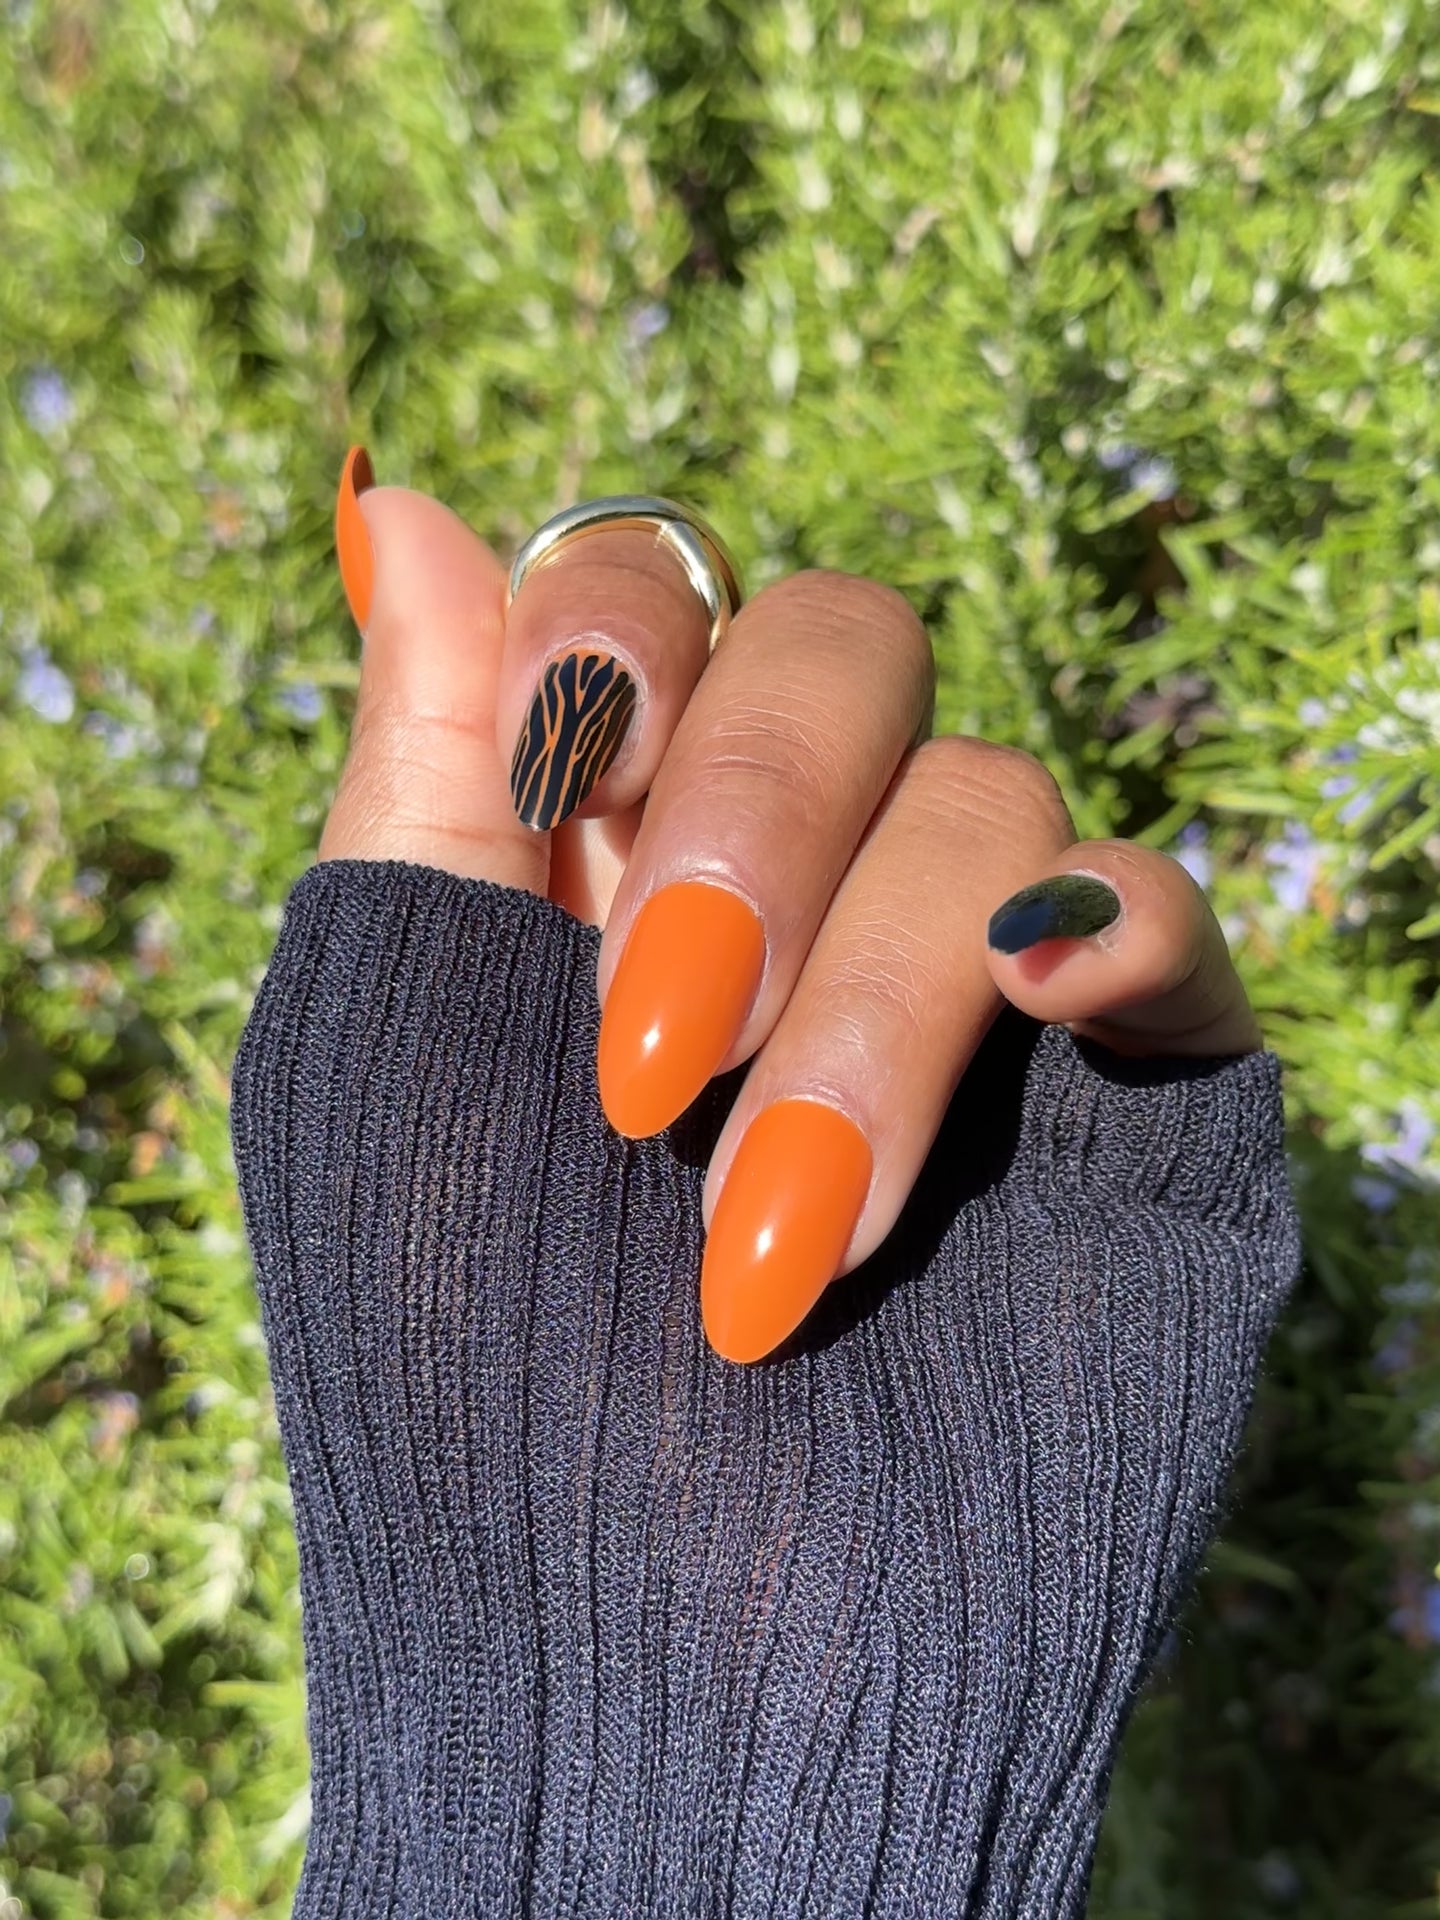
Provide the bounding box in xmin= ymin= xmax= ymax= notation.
xmin=229 ymin=858 xmax=1303 ymax=1919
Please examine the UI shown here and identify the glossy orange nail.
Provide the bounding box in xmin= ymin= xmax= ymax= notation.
xmin=335 ymin=444 xmax=376 ymax=631
xmin=598 ymin=881 xmax=766 ymax=1138
xmin=701 ymin=1100 xmax=872 ymax=1364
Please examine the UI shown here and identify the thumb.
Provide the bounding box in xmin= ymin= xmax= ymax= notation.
xmin=319 ymin=446 xmax=549 ymax=900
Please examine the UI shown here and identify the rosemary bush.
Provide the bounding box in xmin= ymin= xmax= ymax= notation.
xmin=2 ymin=1 xmax=1438 ymax=1912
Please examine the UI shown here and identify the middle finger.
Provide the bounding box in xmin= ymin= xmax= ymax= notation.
xmin=596 ymin=568 xmax=936 ymax=1139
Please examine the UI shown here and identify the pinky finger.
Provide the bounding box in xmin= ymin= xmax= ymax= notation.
xmin=984 ymin=840 xmax=1264 ymax=1058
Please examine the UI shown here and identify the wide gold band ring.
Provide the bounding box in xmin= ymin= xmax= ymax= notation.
xmin=505 ymin=494 xmax=744 ymax=654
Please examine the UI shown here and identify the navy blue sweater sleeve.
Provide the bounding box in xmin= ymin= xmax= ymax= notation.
xmin=229 ymin=857 xmax=1303 ymax=1919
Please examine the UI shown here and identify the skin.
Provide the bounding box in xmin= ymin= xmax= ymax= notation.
xmin=321 ymin=479 xmax=1264 ymax=1349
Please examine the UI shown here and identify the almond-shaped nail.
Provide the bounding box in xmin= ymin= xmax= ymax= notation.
xmin=701 ymin=1099 xmax=873 ymax=1364
xmin=598 ymin=880 xmax=766 ymax=1138
xmin=986 ymin=874 xmax=1121 ymax=953
xmin=510 ymin=649 xmax=638 ymax=829
xmin=335 ymin=444 xmax=376 ymax=632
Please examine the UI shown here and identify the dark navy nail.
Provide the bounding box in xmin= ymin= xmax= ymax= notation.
xmin=987 ymin=875 xmax=1122 ymax=954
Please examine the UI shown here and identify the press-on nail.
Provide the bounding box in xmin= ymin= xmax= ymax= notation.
xmin=987 ymin=874 xmax=1121 ymax=954
xmin=597 ymin=880 xmax=765 ymax=1138
xmin=701 ymin=1099 xmax=872 ymax=1364
xmin=510 ymin=649 xmax=637 ymax=830
xmin=335 ymin=445 xmax=376 ymax=632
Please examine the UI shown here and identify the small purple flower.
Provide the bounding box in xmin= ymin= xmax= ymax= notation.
xmin=8 ymin=1139 xmax=39 ymax=1171
xmin=1096 ymin=442 xmax=1179 ymax=496
xmin=1098 ymin=442 xmax=1140 ymax=472
xmin=1360 ymin=1101 xmax=1436 ymax=1184
xmin=190 ymin=604 xmax=216 ymax=636
xmin=1338 ymin=784 xmax=1383 ymax=826
xmin=1319 ymin=747 xmax=1384 ymax=826
xmin=18 ymin=646 xmax=75 ymax=723
xmin=1426 ymin=1583 xmax=1440 ymax=1643
xmin=1352 ymin=1173 xmax=1398 ymax=1212
xmin=1263 ymin=821 xmax=1321 ymax=913
xmin=277 ymin=681 xmax=324 ymax=724
xmin=1172 ymin=819 xmax=1212 ymax=891
xmin=21 ymin=366 xmax=73 ymax=435
xmin=1129 ymin=454 xmax=1179 ymax=500
xmin=1374 ymin=1319 xmax=1417 ymax=1373
xmin=83 ymin=711 xmax=140 ymax=760
xmin=627 ymin=301 xmax=670 ymax=346
xmin=90 ymin=1390 xmax=141 ymax=1456
xmin=1255 ymin=1853 xmax=1302 ymax=1902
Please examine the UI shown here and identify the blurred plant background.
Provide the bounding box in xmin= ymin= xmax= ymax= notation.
xmin=2 ymin=0 xmax=1439 ymax=1912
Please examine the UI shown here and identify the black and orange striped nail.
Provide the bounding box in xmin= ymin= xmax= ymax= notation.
xmin=509 ymin=648 xmax=637 ymax=830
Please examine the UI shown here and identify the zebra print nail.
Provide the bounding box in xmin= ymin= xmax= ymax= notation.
xmin=509 ymin=649 xmax=638 ymax=830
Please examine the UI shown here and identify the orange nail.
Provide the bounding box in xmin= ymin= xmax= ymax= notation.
xmin=701 ymin=1100 xmax=872 ymax=1364
xmin=335 ymin=444 xmax=376 ymax=631
xmin=598 ymin=881 xmax=766 ymax=1138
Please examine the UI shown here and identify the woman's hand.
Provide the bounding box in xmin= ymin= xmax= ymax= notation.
xmin=323 ymin=448 xmax=1262 ymax=1362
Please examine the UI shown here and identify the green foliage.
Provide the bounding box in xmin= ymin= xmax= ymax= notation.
xmin=2 ymin=0 xmax=1438 ymax=1912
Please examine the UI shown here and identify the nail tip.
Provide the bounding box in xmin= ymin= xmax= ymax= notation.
xmin=336 ymin=444 xmax=376 ymax=632
xmin=598 ymin=1077 xmax=674 ymax=1140
xmin=349 ymin=444 xmax=375 ymax=493
xmin=701 ymin=1244 xmax=813 ymax=1369
xmin=701 ymin=1302 xmax=777 ymax=1365
xmin=699 ymin=1099 xmax=868 ymax=1371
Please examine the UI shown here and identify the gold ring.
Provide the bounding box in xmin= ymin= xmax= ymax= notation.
xmin=505 ymin=494 xmax=744 ymax=654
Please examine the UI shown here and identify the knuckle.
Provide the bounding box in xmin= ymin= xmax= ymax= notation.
xmin=700 ymin=696 xmax=841 ymax=808
xmin=751 ymin=567 xmax=927 ymax=647
xmin=825 ymin=918 xmax=939 ymax=1046
xmin=335 ymin=703 xmax=488 ymax=832
xmin=908 ymin=734 xmax=1074 ymax=840
xmin=742 ymin=567 xmax=936 ymax=713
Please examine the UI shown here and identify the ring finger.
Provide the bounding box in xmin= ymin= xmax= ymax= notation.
xmin=696 ymin=733 xmax=1076 ymax=1362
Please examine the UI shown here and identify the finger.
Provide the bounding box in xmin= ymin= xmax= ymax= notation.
xmin=696 ymin=734 xmax=1070 ymax=1362
xmin=495 ymin=524 xmax=713 ymax=831
xmin=594 ymin=569 xmax=937 ymax=1140
xmin=983 ymin=839 xmax=1263 ymax=1058
xmin=696 ymin=743 xmax=1262 ymax=1364
xmin=321 ymin=445 xmax=547 ymax=896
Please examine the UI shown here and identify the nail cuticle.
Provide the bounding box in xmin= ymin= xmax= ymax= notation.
xmin=632 ymin=873 xmax=771 ymax=1005
xmin=597 ymin=876 xmax=770 ymax=1138
xmin=706 ymin=1091 xmax=876 ymax=1233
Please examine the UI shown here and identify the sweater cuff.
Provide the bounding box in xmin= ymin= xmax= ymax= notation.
xmin=1004 ymin=1014 xmax=1293 ymax=1241
xmin=238 ymin=856 xmax=1293 ymax=1251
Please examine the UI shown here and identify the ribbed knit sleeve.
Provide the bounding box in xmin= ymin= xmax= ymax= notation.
xmin=230 ymin=857 xmax=1302 ymax=1920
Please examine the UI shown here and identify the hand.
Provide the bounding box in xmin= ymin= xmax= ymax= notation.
xmin=324 ymin=448 xmax=1263 ymax=1363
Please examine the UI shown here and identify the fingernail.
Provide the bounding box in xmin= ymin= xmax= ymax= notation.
xmin=598 ymin=880 xmax=766 ymax=1138
xmin=987 ymin=874 xmax=1121 ymax=953
xmin=335 ymin=444 xmax=376 ymax=632
xmin=701 ymin=1099 xmax=873 ymax=1364
xmin=510 ymin=649 xmax=638 ymax=830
